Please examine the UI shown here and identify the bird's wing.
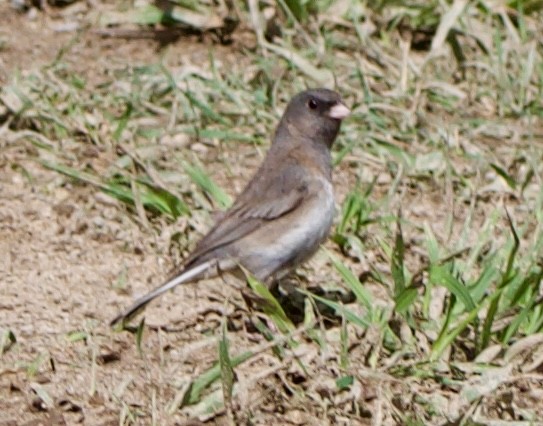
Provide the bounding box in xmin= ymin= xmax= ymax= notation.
xmin=184 ymin=160 xmax=309 ymax=267
xmin=111 ymin=156 xmax=311 ymax=326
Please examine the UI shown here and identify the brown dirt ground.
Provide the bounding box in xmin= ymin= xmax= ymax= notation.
xmin=2 ymin=3 xmax=543 ymax=426
xmin=0 ymin=4 xmax=269 ymax=426
xmin=1 ymin=4 xmax=385 ymax=426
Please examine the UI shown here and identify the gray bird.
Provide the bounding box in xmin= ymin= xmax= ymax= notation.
xmin=111 ymin=88 xmax=350 ymax=326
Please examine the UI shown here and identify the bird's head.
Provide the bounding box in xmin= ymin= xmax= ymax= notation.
xmin=280 ymin=88 xmax=350 ymax=148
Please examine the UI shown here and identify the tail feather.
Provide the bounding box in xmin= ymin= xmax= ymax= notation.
xmin=110 ymin=260 xmax=219 ymax=326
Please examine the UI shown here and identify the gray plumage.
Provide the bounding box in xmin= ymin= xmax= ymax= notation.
xmin=111 ymin=88 xmax=350 ymax=326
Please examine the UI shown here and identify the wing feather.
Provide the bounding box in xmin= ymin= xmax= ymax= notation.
xmin=184 ymin=160 xmax=308 ymax=267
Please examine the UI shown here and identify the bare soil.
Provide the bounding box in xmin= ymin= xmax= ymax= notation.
xmin=0 ymin=4 xmax=262 ymax=425
xmin=2 ymin=3 xmax=543 ymax=426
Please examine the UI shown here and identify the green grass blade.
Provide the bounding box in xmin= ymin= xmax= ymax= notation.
xmin=325 ymin=249 xmax=373 ymax=311
xmin=300 ymin=290 xmax=370 ymax=329
xmin=218 ymin=323 xmax=234 ymax=410
xmin=245 ymin=274 xmax=295 ymax=334
xmin=394 ymin=287 xmax=419 ymax=314
xmin=429 ymin=264 xmax=476 ymax=311
xmin=182 ymin=90 xmax=230 ymax=125
xmin=431 ymin=303 xmax=482 ymax=361
xmin=183 ymin=160 xmax=232 ymax=209
xmin=42 ymin=161 xmax=189 ymax=218
xmin=183 ymin=351 xmax=253 ymax=406
xmin=391 ymin=212 xmax=406 ymax=295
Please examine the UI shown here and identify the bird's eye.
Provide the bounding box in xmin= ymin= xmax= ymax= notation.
xmin=308 ymin=99 xmax=318 ymax=109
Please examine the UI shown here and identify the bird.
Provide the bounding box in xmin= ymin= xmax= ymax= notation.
xmin=111 ymin=88 xmax=350 ymax=326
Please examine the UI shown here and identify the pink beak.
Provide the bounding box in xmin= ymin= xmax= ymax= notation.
xmin=327 ymin=103 xmax=351 ymax=120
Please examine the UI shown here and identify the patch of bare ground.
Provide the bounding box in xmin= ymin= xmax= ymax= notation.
xmin=0 ymin=4 xmax=355 ymax=425
xmin=2 ymin=1 xmax=543 ymax=425
xmin=0 ymin=152 xmax=387 ymax=424
xmin=0 ymin=4 xmax=257 ymax=424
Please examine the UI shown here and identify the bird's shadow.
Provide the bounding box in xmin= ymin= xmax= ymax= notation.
xmin=270 ymin=278 xmax=356 ymax=326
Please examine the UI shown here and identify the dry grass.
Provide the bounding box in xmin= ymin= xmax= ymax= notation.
xmin=1 ymin=0 xmax=543 ymax=424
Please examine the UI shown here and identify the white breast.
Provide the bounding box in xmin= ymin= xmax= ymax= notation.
xmin=262 ymin=175 xmax=335 ymax=266
xmin=296 ymin=176 xmax=335 ymax=247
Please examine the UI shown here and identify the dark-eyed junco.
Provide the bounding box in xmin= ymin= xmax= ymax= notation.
xmin=111 ymin=88 xmax=350 ymax=326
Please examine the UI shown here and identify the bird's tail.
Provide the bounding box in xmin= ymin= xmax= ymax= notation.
xmin=110 ymin=260 xmax=221 ymax=327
